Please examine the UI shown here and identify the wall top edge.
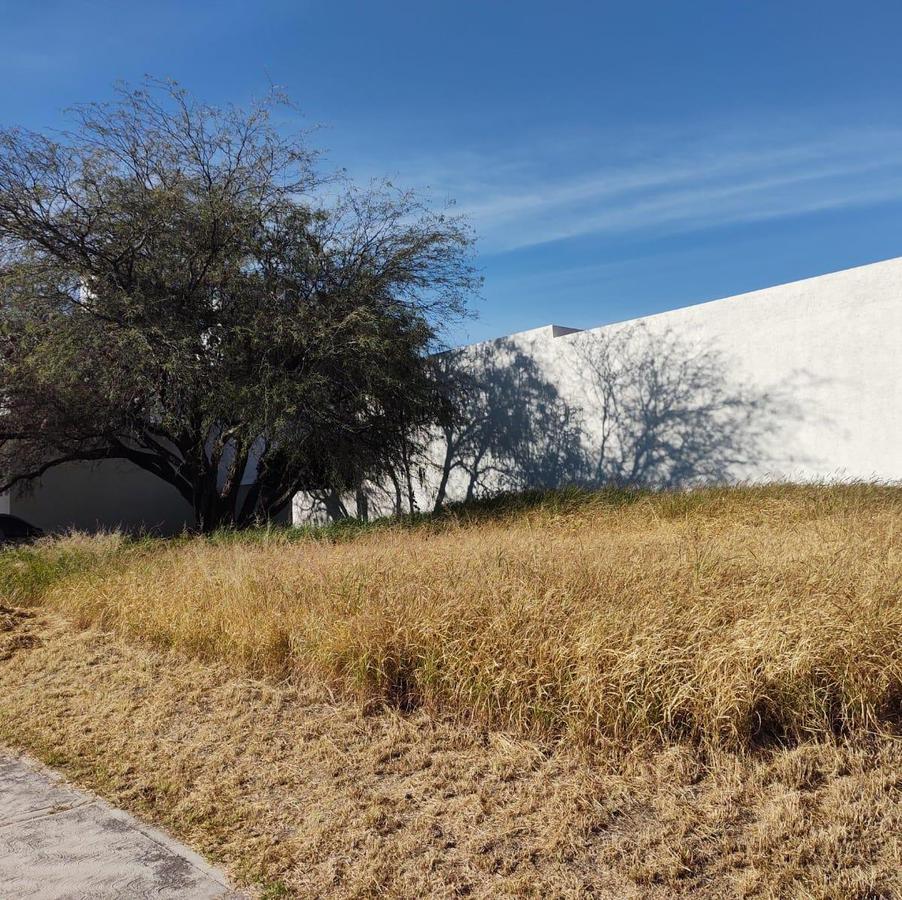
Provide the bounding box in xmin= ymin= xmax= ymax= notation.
xmin=456 ymin=254 xmax=902 ymax=351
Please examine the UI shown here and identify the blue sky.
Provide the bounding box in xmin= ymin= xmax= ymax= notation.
xmin=2 ymin=1 xmax=902 ymax=344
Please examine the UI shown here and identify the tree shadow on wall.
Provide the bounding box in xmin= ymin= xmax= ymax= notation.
xmin=432 ymin=323 xmax=795 ymax=507
xmin=573 ymin=324 xmax=793 ymax=488
xmin=431 ymin=338 xmax=586 ymax=510
xmin=297 ymin=323 xmax=800 ymax=522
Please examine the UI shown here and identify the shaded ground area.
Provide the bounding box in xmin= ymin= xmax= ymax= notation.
xmin=0 ymin=751 xmax=240 ymax=899
xmin=1 ymin=607 xmax=899 ymax=899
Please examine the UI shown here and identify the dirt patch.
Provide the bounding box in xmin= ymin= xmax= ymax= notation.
xmin=1 ymin=612 xmax=900 ymax=898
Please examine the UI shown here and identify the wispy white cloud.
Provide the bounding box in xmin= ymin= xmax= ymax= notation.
xmin=374 ymin=123 xmax=902 ymax=253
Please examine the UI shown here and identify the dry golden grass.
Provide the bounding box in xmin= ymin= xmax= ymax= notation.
xmin=1 ymin=484 xmax=901 ymax=896
xmin=1 ymin=607 xmax=900 ymax=898
xmin=7 ymin=483 xmax=902 ymax=751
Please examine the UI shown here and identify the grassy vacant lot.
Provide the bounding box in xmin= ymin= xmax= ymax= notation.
xmin=1 ymin=484 xmax=900 ymax=897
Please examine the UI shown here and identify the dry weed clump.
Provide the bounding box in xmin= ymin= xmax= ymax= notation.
xmin=12 ymin=483 xmax=902 ymax=751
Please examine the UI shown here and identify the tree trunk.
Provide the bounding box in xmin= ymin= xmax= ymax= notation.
xmin=355 ymin=489 xmax=369 ymax=522
xmin=193 ymin=476 xmax=236 ymax=533
xmin=433 ymin=438 xmax=457 ymax=513
xmin=323 ymin=491 xmax=348 ymax=522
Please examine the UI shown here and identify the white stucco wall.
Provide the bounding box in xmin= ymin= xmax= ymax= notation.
xmin=294 ymin=255 xmax=902 ymax=523
xmin=15 ymin=256 xmax=893 ymax=534
xmin=546 ymin=255 xmax=902 ymax=483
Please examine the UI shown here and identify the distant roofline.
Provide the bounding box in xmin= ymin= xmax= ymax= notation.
xmin=550 ymin=325 xmax=583 ymax=337
xmin=457 ymin=253 xmax=902 ymax=349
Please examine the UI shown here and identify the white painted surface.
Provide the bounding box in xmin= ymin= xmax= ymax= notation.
xmin=6 ymin=256 xmax=898 ymax=533
xmin=295 ymin=255 xmax=902 ymax=523
xmin=585 ymin=255 xmax=902 ymax=481
xmin=544 ymin=255 xmax=902 ymax=483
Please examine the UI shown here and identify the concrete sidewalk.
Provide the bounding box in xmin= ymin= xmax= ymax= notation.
xmin=0 ymin=753 xmax=243 ymax=899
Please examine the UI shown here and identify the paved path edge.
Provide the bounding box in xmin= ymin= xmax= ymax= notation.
xmin=0 ymin=748 xmax=244 ymax=898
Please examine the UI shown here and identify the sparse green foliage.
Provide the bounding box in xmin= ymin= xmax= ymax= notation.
xmin=0 ymin=79 xmax=477 ymax=531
